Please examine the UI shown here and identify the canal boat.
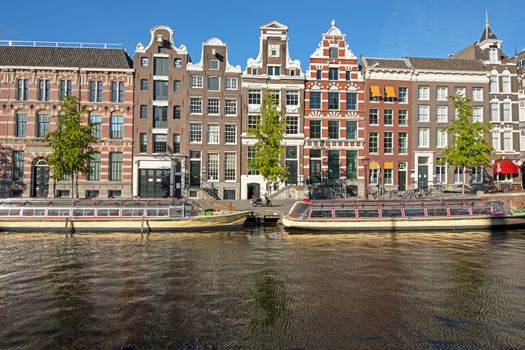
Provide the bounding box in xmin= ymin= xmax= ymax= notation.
xmin=0 ymin=199 xmax=249 ymax=233
xmin=282 ymin=199 xmax=525 ymax=232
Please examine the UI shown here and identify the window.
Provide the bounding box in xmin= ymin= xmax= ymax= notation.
xmin=89 ymin=115 xmax=102 ymax=139
xmin=59 ymin=79 xmax=71 ymax=101
xmin=328 ymin=120 xmax=339 ymax=139
xmin=521 ymin=130 xmax=525 ymax=152
xmin=224 ymin=189 xmax=236 ymax=199
xmin=225 ymin=99 xmax=237 ymax=116
xmin=398 ymin=110 xmax=408 ymax=125
xmin=152 ymin=134 xmax=167 ymax=153
xmin=369 ymin=133 xmax=378 ymax=153
xmin=209 ymin=59 xmax=219 ymax=70
xmin=492 ymin=130 xmax=501 ymax=151
xmin=384 ymin=132 xmax=393 ymax=153
xmin=473 ymin=107 xmax=483 ymax=123
xmin=384 ymin=109 xmax=393 ymax=125
xmin=489 ymin=48 xmax=498 ymax=63
xmin=251 ymin=68 xmax=258 ymax=75
xmin=502 ymin=74 xmax=511 ymax=93
xmin=225 ymin=77 xmax=237 ymax=90
xmin=141 ymin=57 xmax=148 ymax=67
xmin=87 ymin=153 xmax=101 ymax=181
xmin=418 ymin=86 xmax=429 ymax=100
xmin=268 ymin=90 xmax=280 ymax=105
xmin=329 ymin=47 xmax=338 ymax=59
xmin=153 ymin=81 xmax=168 ymax=101
xmin=248 ymin=116 xmax=260 ymax=130
xmin=398 ymin=87 xmax=408 ymax=103
xmin=89 ymin=81 xmax=103 ymax=102
xmin=369 ymin=109 xmax=378 ymax=125
xmin=504 ymin=129 xmax=513 ymax=151
xmin=110 ymin=115 xmax=124 ymax=139
xmin=418 ymin=105 xmax=430 ymax=122
xmin=190 ymin=98 xmax=202 ymax=114
xmin=85 ymin=190 xmax=99 ymax=199
xmin=16 ymin=79 xmax=28 ymax=101
xmin=248 ymin=90 xmax=261 ymax=105
xmin=153 ymin=106 xmax=167 ymax=128
xmin=247 ymin=146 xmax=259 ymax=175
xmin=316 ymin=70 xmax=322 ymax=80
xmin=174 ymin=58 xmax=182 ymax=68
xmin=154 ymin=57 xmax=168 ymax=76
xmin=346 ymin=150 xmax=357 ymax=180
xmin=206 ymin=154 xmax=219 ymax=181
xmin=12 ymin=151 xmax=24 ymax=181
xmin=437 ymin=129 xmax=447 ymax=148
xmin=108 ymin=190 xmax=121 ymax=198
xmin=140 ymin=105 xmax=148 ymax=119
xmin=398 ymin=132 xmax=407 ymax=153
xmin=455 ymin=87 xmax=466 ymax=97
xmin=207 ymin=124 xmax=219 ymax=144
xmin=473 ymin=88 xmax=483 ymax=101
xmin=38 ymin=79 xmax=50 ymax=101
xmin=190 ymin=123 xmax=202 ymax=143
xmin=346 ymin=121 xmax=357 ymax=140
xmin=346 ymin=93 xmax=357 ymax=110
xmin=139 ymin=133 xmax=147 ymax=153
xmin=286 ymin=116 xmax=299 ymax=134
xmin=490 ymin=74 xmax=498 ymax=93
xmin=37 ymin=114 xmax=49 ymax=138
xmin=503 ymin=101 xmax=512 ymax=121
xmin=173 ymin=80 xmax=181 ymax=92
xmin=208 ymin=76 xmax=219 ymax=91
xmin=310 ymin=92 xmax=321 ymax=109
xmin=472 ymin=166 xmax=483 ymax=184
xmin=109 ymin=152 xmax=122 ymax=181
xmin=224 ymin=153 xmax=236 ymax=181
xmin=345 ymin=71 xmax=351 ymax=81
xmin=418 ymin=128 xmax=429 ymax=148
xmin=111 ymin=82 xmax=118 ymax=102
xmin=15 ymin=114 xmax=26 ymax=137
xmin=140 ymin=79 xmax=148 ymax=91
xmin=491 ymin=101 xmax=500 ymax=122
xmin=267 ymin=66 xmax=281 ymax=76
xmin=328 ymin=92 xmax=339 ymax=110
xmin=384 ymin=169 xmax=393 ymax=185
xmin=454 ymin=167 xmax=463 ymax=184
xmin=436 ymin=161 xmax=446 ymax=184
xmin=310 ymin=120 xmax=321 ymax=139
xmin=173 ymin=106 xmax=181 ymax=119
xmin=436 ymin=106 xmax=448 ymax=122
xmin=436 ymin=87 xmax=448 ymax=101
xmin=191 ymin=75 xmax=203 ymax=88
xmin=328 ymin=68 xmax=338 ymax=80
xmin=520 ymin=101 xmax=525 ymax=122
xmin=207 ymin=99 xmax=220 ymax=115
xmin=172 ymin=134 xmax=180 ymax=153
xmin=269 ymin=45 xmax=280 ymax=57
xmin=286 ymin=90 xmax=299 ymax=106
xmin=224 ymin=125 xmax=236 ymax=144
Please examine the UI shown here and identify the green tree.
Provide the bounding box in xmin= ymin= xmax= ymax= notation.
xmin=439 ymin=92 xmax=494 ymax=195
xmin=247 ymin=93 xmax=289 ymax=191
xmin=45 ymin=96 xmax=97 ymax=198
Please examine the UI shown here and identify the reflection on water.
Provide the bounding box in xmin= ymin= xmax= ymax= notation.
xmin=0 ymin=230 xmax=524 ymax=349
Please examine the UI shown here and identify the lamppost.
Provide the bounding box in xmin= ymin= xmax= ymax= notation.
xmin=363 ymin=157 xmax=369 ymax=199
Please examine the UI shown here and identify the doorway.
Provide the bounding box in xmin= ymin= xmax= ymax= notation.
xmin=247 ymin=183 xmax=260 ymax=200
xmin=417 ymin=157 xmax=428 ymax=189
xmin=32 ymin=159 xmax=49 ymax=197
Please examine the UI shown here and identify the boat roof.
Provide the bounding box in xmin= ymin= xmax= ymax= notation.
xmin=0 ymin=199 xmax=188 ymax=208
xmin=303 ymin=198 xmax=502 ymax=209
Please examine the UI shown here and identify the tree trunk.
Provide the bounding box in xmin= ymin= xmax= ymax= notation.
xmin=71 ymin=172 xmax=74 ymax=199
xmin=75 ymin=172 xmax=79 ymax=199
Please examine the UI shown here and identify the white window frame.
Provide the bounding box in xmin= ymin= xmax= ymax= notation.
xmin=418 ymin=105 xmax=430 ymax=122
xmin=436 ymin=128 xmax=447 ymax=148
xmin=190 ymin=98 xmax=203 ymax=114
xmin=225 ymin=77 xmax=238 ymax=90
xmin=520 ymin=130 xmax=525 ymax=152
xmin=189 ymin=123 xmax=202 ymax=143
xmin=418 ymin=128 xmax=429 ymax=148
xmin=207 ymin=153 xmax=219 ymax=181
xmin=490 ymin=73 xmax=499 ymax=93
xmin=191 ymin=75 xmax=203 ymax=88
xmin=224 ymin=99 xmax=237 ymax=116
xmin=224 ymin=153 xmax=237 ymax=181
xmin=503 ymin=129 xmax=513 ymax=151
xmin=503 ymin=101 xmax=512 ymax=122
xmin=436 ymin=106 xmax=448 ymax=123
xmin=209 ymin=59 xmax=219 ymax=70
xmin=492 ymin=130 xmax=501 ymax=151
xmin=207 ymin=98 xmax=220 ymax=116
xmin=224 ymin=124 xmax=237 ymax=144
xmin=437 ymin=87 xmax=448 ymax=101
xmin=454 ymin=87 xmax=466 ymax=97
xmin=418 ymin=86 xmax=429 ymax=100
xmin=473 ymin=107 xmax=483 ymax=123
xmin=502 ymin=74 xmax=511 ymax=93
xmin=491 ymin=101 xmax=500 ymax=122
xmin=472 ymin=88 xmax=483 ymax=101
xmin=206 ymin=124 xmax=220 ymax=144
xmin=207 ymin=76 xmax=220 ymax=92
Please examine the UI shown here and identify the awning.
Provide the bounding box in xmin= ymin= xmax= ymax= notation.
xmin=385 ymin=86 xmax=396 ymax=98
xmin=383 ymin=162 xmax=394 ymax=169
xmin=493 ymin=159 xmax=519 ymax=174
xmin=369 ymin=162 xmax=379 ymax=170
xmin=370 ymin=86 xmax=381 ymax=97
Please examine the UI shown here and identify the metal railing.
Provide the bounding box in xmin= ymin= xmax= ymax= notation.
xmin=0 ymin=40 xmax=124 ymax=49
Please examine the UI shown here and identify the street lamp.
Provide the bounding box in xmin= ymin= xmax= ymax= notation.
xmin=363 ymin=157 xmax=369 ymax=199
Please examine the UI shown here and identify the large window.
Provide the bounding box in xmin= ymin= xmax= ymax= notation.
xmin=191 ymin=75 xmax=203 ymax=88
xmin=503 ymin=129 xmax=513 ymax=151
xmin=473 ymin=107 xmax=483 ymax=123
xmin=418 ymin=128 xmax=429 ymax=148
xmin=16 ymin=79 xmax=28 ymax=101
xmin=384 ymin=132 xmax=393 ymax=154
xmin=140 ymin=79 xmax=148 ymax=91
xmin=267 ymin=90 xmax=280 ymax=105
xmin=384 ymin=109 xmax=393 ymax=125
xmin=398 ymin=132 xmax=407 ymax=153
xmin=172 ymin=134 xmax=180 ymax=153
xmin=89 ymin=81 xmax=103 ymax=102
xmin=310 ymin=92 xmax=321 ymax=110
xmin=174 ymin=58 xmax=182 ymax=68
xmin=346 ymin=93 xmax=357 ymax=110
xmin=248 ymin=115 xmax=260 ymax=130
xmin=225 ymin=99 xmax=237 ymax=116
xmin=190 ymin=98 xmax=202 ymax=114
xmin=109 ymin=152 xmax=123 ymax=181
xmin=490 ymin=74 xmax=498 ymax=93
xmin=267 ymin=66 xmax=281 ymax=76
xmin=225 ymin=77 xmax=238 ymax=90
xmin=437 ymin=128 xmax=447 ymax=148
xmin=110 ymin=115 xmax=123 ymax=139
xmin=207 ymin=124 xmax=219 ymax=144
xmin=139 ymin=133 xmax=147 ymax=153
xmin=437 ymin=87 xmax=448 ymax=101
xmin=286 ymin=90 xmax=299 ymax=106
xmin=436 ymin=160 xmax=446 ymax=184
xmin=248 ymin=90 xmax=261 ymax=105
xmin=329 ymin=47 xmax=338 ymax=59
xmin=286 ymin=116 xmax=299 ymax=135
xmin=37 ymin=114 xmax=49 ymax=138
xmin=418 ymin=105 xmax=430 ymax=122
xmin=153 ymin=81 xmax=168 ymax=101
xmin=190 ymin=123 xmax=202 ymax=143
xmin=224 ymin=153 xmax=236 ymax=181
xmin=208 ymin=99 xmax=220 ymax=115
xmin=173 ymin=106 xmax=181 ymax=119
xmin=328 ymin=120 xmax=339 ymax=139
xmin=89 ymin=115 xmax=102 ymax=139
xmin=59 ymin=79 xmax=71 ymax=101
xmin=454 ymin=167 xmax=463 ymax=184
xmin=492 ymin=130 xmax=501 ymax=151
xmin=346 ymin=121 xmax=357 ymax=140
xmin=328 ymin=92 xmax=339 ymax=110
xmin=328 ymin=68 xmax=338 ymax=80
xmin=15 ymin=114 xmax=27 ymax=137
xmin=346 ymin=150 xmax=357 ymax=180
xmin=38 ymin=79 xmax=51 ymax=101
xmin=310 ymin=120 xmax=321 ymax=139
xmin=398 ymin=110 xmax=408 ymax=125
xmin=369 ymin=109 xmax=378 ymax=125
xmin=503 ymin=101 xmax=512 ymax=121
xmin=111 ymin=82 xmax=125 ymax=102
xmin=207 ymin=153 xmax=219 ymax=181
xmin=154 ymin=57 xmax=168 ymax=76
xmin=12 ymin=151 xmax=24 ymax=181
xmin=224 ymin=124 xmax=236 ymax=144
xmin=153 ymin=134 xmax=167 ymax=153
xmin=247 ymin=146 xmax=259 ymax=175
xmin=436 ymin=106 xmax=448 ymax=123
xmin=173 ymin=80 xmax=181 ymax=92
xmin=473 ymin=88 xmax=483 ymax=101
xmin=502 ymin=74 xmax=511 ymax=93
xmin=398 ymin=87 xmax=408 ymax=103
xmin=87 ymin=153 xmax=101 ymax=181
xmin=418 ymin=86 xmax=429 ymax=100
xmin=369 ymin=132 xmax=378 ymax=153
xmin=207 ymin=76 xmax=220 ymax=91
xmin=153 ymin=106 xmax=167 ymax=128
xmin=491 ymin=101 xmax=500 ymax=122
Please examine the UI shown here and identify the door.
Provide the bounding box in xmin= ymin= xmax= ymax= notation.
xmin=139 ymin=169 xmax=170 ymax=198
xmin=328 ymin=150 xmax=339 ymax=180
xmin=247 ymin=183 xmax=260 ymax=199
xmin=189 ymin=160 xmax=201 ymax=187
xmin=310 ymin=159 xmax=321 ymax=183
xmin=398 ymin=170 xmax=406 ymax=191
xmin=33 ymin=160 xmax=49 ymax=197
xmin=418 ymin=164 xmax=428 ymax=189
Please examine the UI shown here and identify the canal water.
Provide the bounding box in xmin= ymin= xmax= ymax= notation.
xmin=0 ymin=229 xmax=524 ymax=349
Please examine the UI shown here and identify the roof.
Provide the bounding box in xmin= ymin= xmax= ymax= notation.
xmin=407 ymin=57 xmax=486 ymax=71
xmin=362 ymin=57 xmax=410 ymax=70
xmin=0 ymin=46 xmax=133 ymax=69
xmin=479 ymin=25 xmax=498 ymax=42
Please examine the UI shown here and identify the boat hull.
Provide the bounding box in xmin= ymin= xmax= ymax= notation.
xmin=0 ymin=211 xmax=249 ymax=233
xmin=282 ymin=214 xmax=525 ymax=232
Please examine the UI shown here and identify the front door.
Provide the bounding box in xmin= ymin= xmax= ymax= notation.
xmin=418 ymin=163 xmax=428 ymax=189
xmin=310 ymin=159 xmax=321 ymax=183
xmin=247 ymin=183 xmax=260 ymax=199
xmin=398 ymin=170 xmax=406 ymax=191
xmin=328 ymin=150 xmax=339 ymax=180
xmin=189 ymin=160 xmax=201 ymax=187
xmin=33 ymin=161 xmax=49 ymax=197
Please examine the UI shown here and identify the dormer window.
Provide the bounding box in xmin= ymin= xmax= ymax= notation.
xmin=268 ymin=45 xmax=280 ymax=57
xmin=489 ymin=48 xmax=498 ymax=63
xmin=141 ymin=57 xmax=148 ymax=67
xmin=209 ymin=59 xmax=219 ymax=70
xmin=251 ymin=68 xmax=258 ymax=76
xmin=290 ymin=69 xmax=296 ymax=77
xmin=329 ymin=47 xmax=338 ymax=59
xmin=268 ymin=66 xmax=281 ymax=76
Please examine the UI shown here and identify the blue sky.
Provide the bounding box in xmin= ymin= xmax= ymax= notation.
xmin=1 ymin=0 xmax=523 ymax=68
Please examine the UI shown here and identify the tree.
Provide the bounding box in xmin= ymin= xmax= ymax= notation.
xmin=45 ymin=96 xmax=97 ymax=198
xmin=439 ymin=92 xmax=494 ymax=195
xmin=247 ymin=93 xmax=289 ymax=192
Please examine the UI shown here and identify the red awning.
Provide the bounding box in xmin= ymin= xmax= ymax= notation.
xmin=493 ymin=160 xmax=519 ymax=174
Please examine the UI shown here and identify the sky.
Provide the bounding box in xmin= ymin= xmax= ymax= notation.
xmin=1 ymin=0 xmax=523 ymax=69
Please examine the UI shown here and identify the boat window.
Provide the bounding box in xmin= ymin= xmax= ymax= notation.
xmin=33 ymin=209 xmax=46 ymax=216
xmin=449 ymin=207 xmax=470 ymax=216
xmin=97 ymin=208 xmax=121 ymax=216
xmin=72 ymin=208 xmax=95 ymax=216
xmin=47 ymin=209 xmax=60 ymax=216
xmin=0 ymin=208 xmax=13 ymax=216
xmin=404 ymin=208 xmax=425 ymax=217
xmin=290 ymin=203 xmax=310 ymax=218
xmin=22 ymin=208 xmax=36 ymax=216
xmin=358 ymin=209 xmax=379 ymax=218
xmin=169 ymin=208 xmax=184 ymax=217
xmin=427 ymin=208 xmax=448 ymax=217
xmin=334 ymin=209 xmax=356 ymax=218
xmin=310 ymin=210 xmax=332 ymax=218
xmin=472 ymin=207 xmax=491 ymax=215
xmin=382 ymin=209 xmax=402 ymax=218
